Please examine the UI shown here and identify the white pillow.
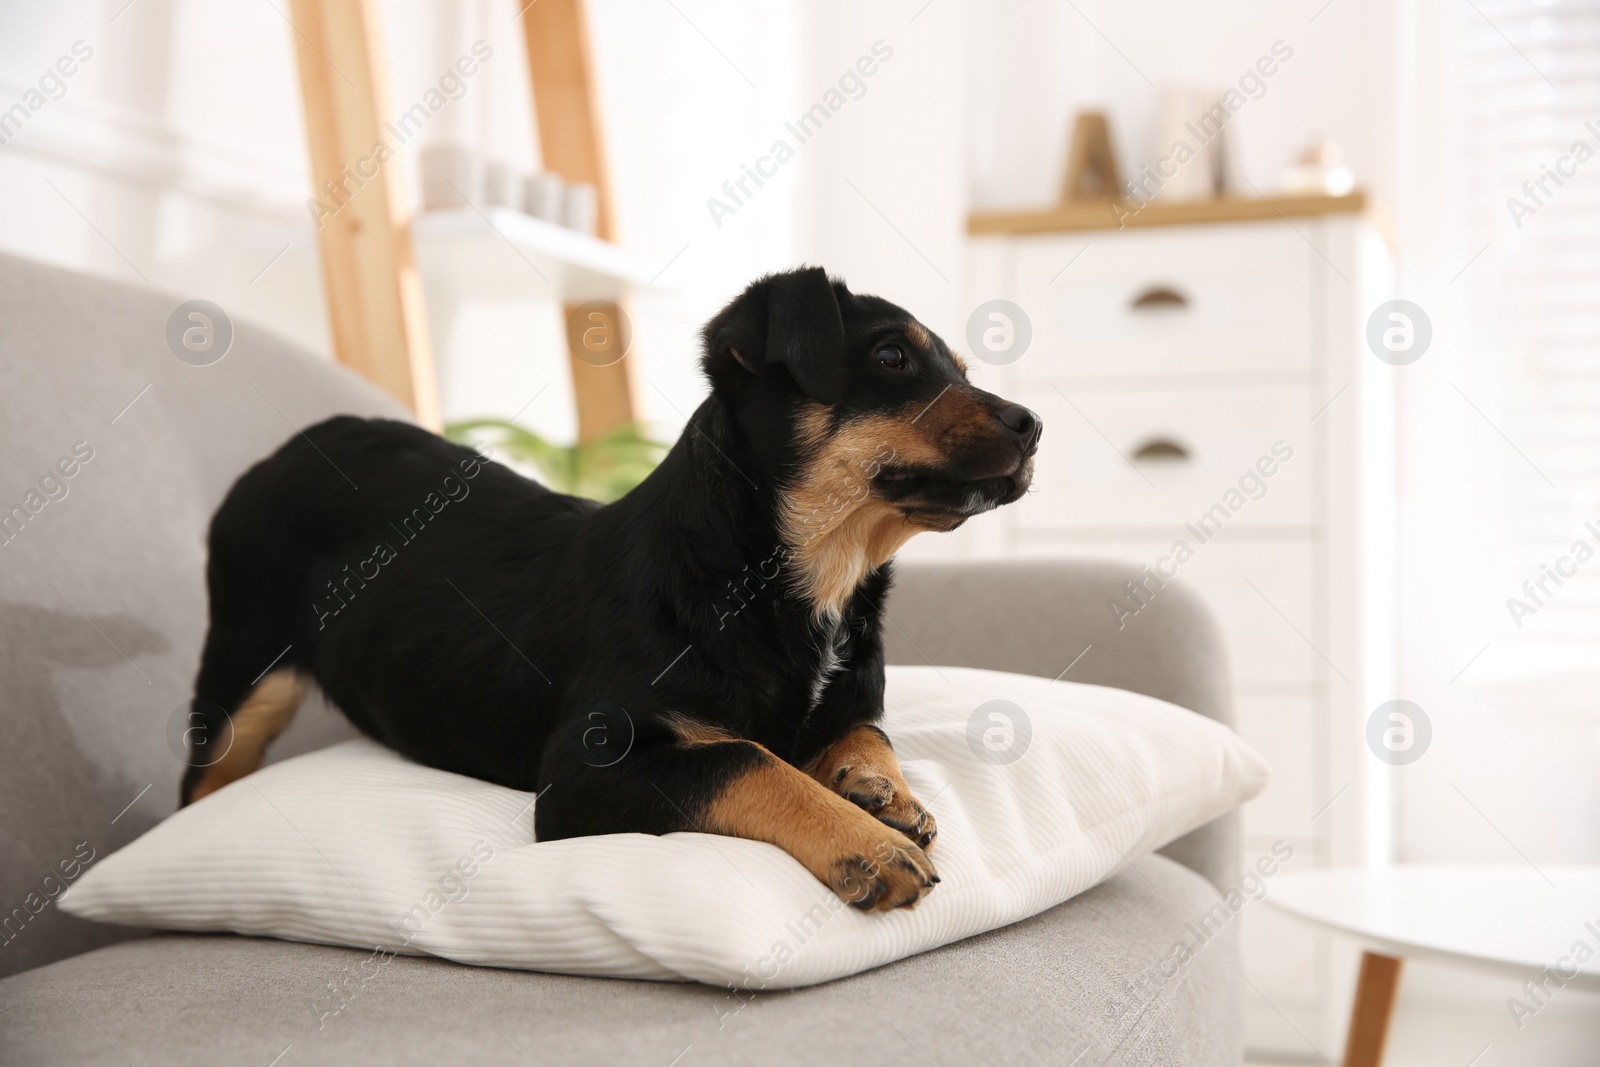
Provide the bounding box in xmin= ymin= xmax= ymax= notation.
xmin=61 ymin=667 xmax=1267 ymax=989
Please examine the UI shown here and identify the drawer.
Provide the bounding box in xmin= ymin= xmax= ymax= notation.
xmin=1005 ymin=224 xmax=1313 ymax=379
xmin=1011 ymin=535 xmax=1319 ymax=685
xmin=1236 ymin=694 xmax=1318 ymax=839
xmin=1014 ymin=383 xmax=1315 ymax=529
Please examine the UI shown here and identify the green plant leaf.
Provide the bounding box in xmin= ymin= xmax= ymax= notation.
xmin=443 ymin=418 xmax=670 ymax=502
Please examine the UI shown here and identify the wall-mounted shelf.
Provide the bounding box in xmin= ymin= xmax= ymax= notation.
xmin=412 ymin=207 xmax=657 ymax=303
xmin=968 ymin=191 xmax=1365 ymax=235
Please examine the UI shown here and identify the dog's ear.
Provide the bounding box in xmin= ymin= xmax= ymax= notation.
xmin=701 ymin=267 xmax=849 ymax=403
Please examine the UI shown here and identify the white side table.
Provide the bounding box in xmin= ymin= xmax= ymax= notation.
xmin=1265 ymin=866 xmax=1600 ymax=1066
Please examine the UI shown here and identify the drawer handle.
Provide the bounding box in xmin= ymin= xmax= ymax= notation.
xmin=1132 ymin=437 xmax=1191 ymax=462
xmin=1130 ymin=286 xmax=1189 ymax=311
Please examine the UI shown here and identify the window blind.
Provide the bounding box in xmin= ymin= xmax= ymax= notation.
xmin=1462 ymin=0 xmax=1600 ymax=674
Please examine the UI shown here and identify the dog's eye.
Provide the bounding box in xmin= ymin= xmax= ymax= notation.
xmin=875 ymin=345 xmax=908 ymax=370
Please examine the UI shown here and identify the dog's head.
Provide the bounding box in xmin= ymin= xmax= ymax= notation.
xmin=701 ymin=267 xmax=1041 ymax=615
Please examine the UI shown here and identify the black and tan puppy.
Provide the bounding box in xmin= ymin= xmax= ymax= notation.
xmin=183 ymin=267 xmax=1040 ymax=911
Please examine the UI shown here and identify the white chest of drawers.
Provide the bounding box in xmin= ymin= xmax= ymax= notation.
xmin=927 ymin=199 xmax=1396 ymax=1048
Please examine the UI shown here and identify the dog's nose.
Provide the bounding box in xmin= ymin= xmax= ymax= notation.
xmin=995 ymin=405 xmax=1043 ymax=451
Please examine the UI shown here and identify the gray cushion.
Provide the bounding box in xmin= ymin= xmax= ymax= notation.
xmin=0 ymin=854 xmax=1240 ymax=1066
xmin=0 ymin=251 xmax=385 ymax=977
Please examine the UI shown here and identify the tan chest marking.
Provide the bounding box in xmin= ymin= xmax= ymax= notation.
xmin=778 ymin=404 xmax=942 ymax=619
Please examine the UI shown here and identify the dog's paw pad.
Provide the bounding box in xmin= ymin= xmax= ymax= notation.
xmin=882 ymin=798 xmax=938 ymax=852
xmin=827 ymin=835 xmax=938 ymax=912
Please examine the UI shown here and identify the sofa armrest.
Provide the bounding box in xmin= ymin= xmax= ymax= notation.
xmin=883 ymin=559 xmax=1239 ymax=890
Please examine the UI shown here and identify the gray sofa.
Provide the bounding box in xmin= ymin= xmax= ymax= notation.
xmin=0 ymin=251 xmax=1242 ymax=1065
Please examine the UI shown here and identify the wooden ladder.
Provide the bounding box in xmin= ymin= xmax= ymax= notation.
xmin=286 ymin=0 xmax=634 ymax=440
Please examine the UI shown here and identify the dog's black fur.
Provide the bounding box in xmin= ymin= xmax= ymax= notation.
xmin=185 ymin=268 xmax=1039 ymax=908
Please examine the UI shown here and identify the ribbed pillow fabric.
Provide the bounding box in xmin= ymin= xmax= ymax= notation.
xmin=60 ymin=667 xmax=1267 ymax=989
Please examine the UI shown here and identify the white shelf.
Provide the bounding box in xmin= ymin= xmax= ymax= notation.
xmin=411 ymin=207 xmax=657 ymax=303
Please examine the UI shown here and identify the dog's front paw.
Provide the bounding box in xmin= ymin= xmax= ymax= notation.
xmin=828 ymin=829 xmax=939 ymax=912
xmin=833 ymin=767 xmax=938 ymax=852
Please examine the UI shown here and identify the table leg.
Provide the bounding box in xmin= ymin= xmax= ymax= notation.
xmin=1342 ymin=951 xmax=1404 ymax=1067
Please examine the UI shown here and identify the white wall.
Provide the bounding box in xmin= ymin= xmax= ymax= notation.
xmin=0 ymin=0 xmax=326 ymax=351
xmin=966 ymin=0 xmax=1400 ymax=219
xmin=0 ymin=0 xmax=1400 ymax=436
xmin=0 ymin=0 xmax=807 ymax=446
xmin=790 ymin=0 xmax=969 ymax=344
xmin=587 ymin=0 xmax=802 ymax=439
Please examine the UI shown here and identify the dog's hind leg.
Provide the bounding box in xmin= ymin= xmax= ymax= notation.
xmin=180 ymin=669 xmax=309 ymax=805
xmin=181 ymin=531 xmax=314 ymax=805
xmin=181 ymin=454 xmax=323 ymax=805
